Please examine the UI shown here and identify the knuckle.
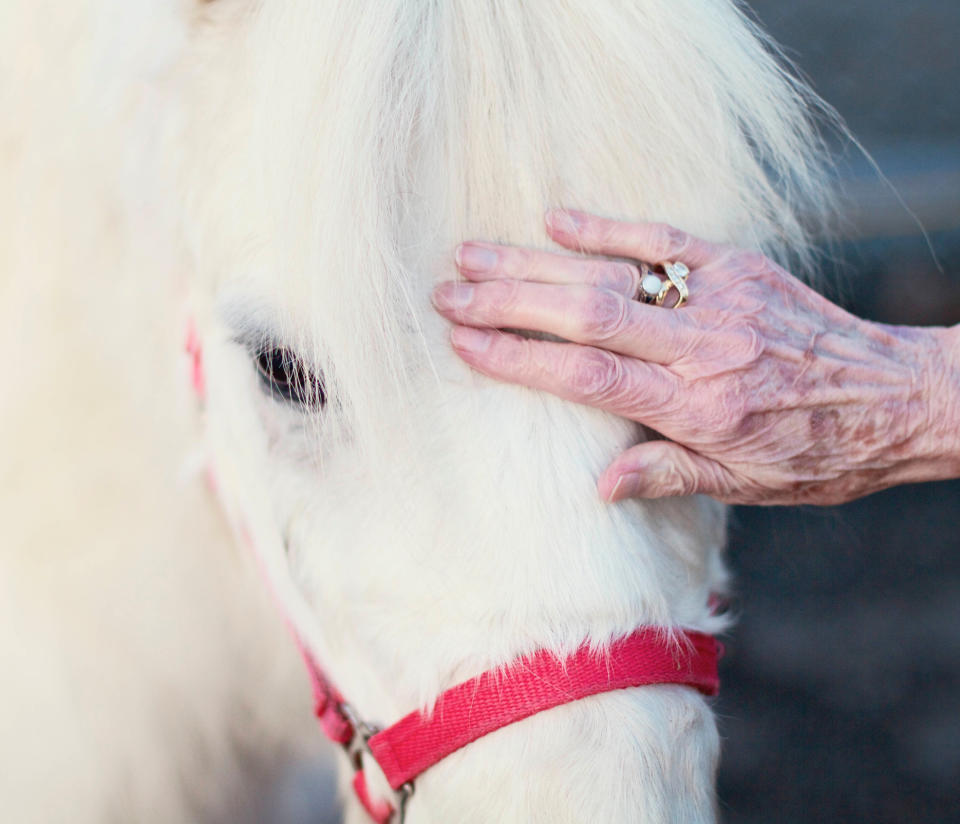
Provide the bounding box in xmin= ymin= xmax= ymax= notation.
xmin=583 ymin=260 xmax=608 ymax=287
xmin=721 ymin=389 xmax=750 ymax=429
xmin=491 ymin=334 xmax=531 ymax=375
xmin=512 ymin=247 xmax=537 ymax=279
xmin=596 ymin=261 xmax=640 ymax=295
xmin=652 ymin=452 xmax=698 ymax=497
xmin=709 ymin=384 xmax=750 ymax=434
xmin=735 ymin=250 xmax=769 ymax=275
xmin=668 ymin=466 xmax=698 ymax=497
xmin=665 ymin=224 xmax=692 ymax=254
xmin=575 ymin=288 xmax=630 ymax=341
xmin=563 ymin=348 xmax=625 ymax=401
xmin=650 ymin=222 xmax=691 ymax=261
xmin=729 ymin=321 xmax=766 ymax=363
xmin=703 ymin=461 xmax=740 ymax=501
xmin=595 ymin=218 xmax=621 ymax=247
xmin=485 ymin=278 xmax=523 ymax=313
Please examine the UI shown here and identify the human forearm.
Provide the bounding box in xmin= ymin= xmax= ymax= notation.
xmin=916 ymin=323 xmax=960 ymax=481
xmin=835 ymin=320 xmax=960 ymax=498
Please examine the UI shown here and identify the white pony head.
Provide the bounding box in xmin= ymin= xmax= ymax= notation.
xmin=179 ymin=0 xmax=833 ymax=819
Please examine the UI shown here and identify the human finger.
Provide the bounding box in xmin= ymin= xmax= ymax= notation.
xmin=546 ymin=210 xmax=725 ymax=270
xmin=448 ymin=326 xmax=680 ymax=419
xmin=598 ymin=441 xmax=738 ymax=502
xmin=455 ymin=241 xmax=642 ymax=298
xmin=433 ymin=279 xmax=689 ymax=365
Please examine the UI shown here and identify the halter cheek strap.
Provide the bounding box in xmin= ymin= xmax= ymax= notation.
xmin=300 ymin=629 xmax=721 ymax=823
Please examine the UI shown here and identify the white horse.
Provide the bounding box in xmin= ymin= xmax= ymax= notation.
xmin=180 ymin=1 xmax=833 ymax=821
xmin=2 ymin=0 xmax=834 ymax=821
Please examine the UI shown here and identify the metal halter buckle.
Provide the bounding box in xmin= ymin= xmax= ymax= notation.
xmin=393 ymin=783 xmax=415 ymax=823
xmin=339 ymin=702 xmax=416 ymax=823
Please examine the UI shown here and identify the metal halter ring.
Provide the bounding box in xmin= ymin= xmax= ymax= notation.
xmin=636 ymin=261 xmax=691 ymax=308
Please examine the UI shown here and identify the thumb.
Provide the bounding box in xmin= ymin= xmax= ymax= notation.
xmin=598 ymin=441 xmax=734 ymax=502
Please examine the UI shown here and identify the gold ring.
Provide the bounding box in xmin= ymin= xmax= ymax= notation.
xmin=635 ymin=261 xmax=690 ymax=308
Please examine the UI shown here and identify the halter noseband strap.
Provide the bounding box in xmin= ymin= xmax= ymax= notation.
xmin=299 ymin=628 xmax=721 ymax=823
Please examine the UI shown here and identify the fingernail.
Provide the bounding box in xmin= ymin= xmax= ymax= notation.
xmin=433 ymin=282 xmax=474 ymax=309
xmin=607 ymin=472 xmax=641 ymax=502
xmin=456 ymin=243 xmax=498 ymax=273
xmin=546 ymin=209 xmax=583 ymax=234
xmin=450 ymin=326 xmax=492 ymax=353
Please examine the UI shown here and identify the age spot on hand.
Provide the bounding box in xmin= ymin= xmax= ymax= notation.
xmin=808 ymin=407 xmax=840 ymax=437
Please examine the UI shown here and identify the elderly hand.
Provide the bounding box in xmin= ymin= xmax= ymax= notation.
xmin=432 ymin=210 xmax=960 ymax=505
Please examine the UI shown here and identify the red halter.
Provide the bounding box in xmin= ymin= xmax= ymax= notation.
xmin=185 ymin=324 xmax=722 ymax=823
xmin=300 ymin=628 xmax=721 ymax=823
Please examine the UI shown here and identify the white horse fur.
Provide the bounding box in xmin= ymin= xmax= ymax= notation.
xmin=2 ymin=0 xmax=835 ymax=822
xmin=1 ymin=2 xmax=325 ymax=822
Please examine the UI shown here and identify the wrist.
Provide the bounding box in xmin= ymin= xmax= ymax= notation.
xmin=918 ymin=324 xmax=960 ymax=480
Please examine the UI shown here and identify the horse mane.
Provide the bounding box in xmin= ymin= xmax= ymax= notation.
xmin=184 ymin=0 xmax=838 ymax=456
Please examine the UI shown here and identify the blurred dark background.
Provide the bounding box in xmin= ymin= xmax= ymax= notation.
xmin=718 ymin=2 xmax=960 ymax=822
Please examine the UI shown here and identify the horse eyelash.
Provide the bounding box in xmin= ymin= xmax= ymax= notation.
xmin=251 ymin=344 xmax=327 ymax=410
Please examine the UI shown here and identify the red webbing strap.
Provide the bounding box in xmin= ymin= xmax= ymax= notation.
xmin=295 ymin=637 xmax=354 ymax=745
xmin=369 ymin=629 xmax=720 ymax=791
xmin=352 ymin=771 xmax=394 ymax=824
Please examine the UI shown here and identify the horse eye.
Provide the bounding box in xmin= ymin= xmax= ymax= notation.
xmin=254 ymin=347 xmax=326 ymax=409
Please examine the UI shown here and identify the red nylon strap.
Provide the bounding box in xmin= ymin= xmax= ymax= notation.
xmin=297 ymin=638 xmax=354 ymax=745
xmin=368 ymin=629 xmax=720 ymax=791
xmin=352 ymin=771 xmax=394 ymax=824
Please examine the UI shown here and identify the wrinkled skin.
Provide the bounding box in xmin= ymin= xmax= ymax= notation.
xmin=432 ymin=210 xmax=960 ymax=506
